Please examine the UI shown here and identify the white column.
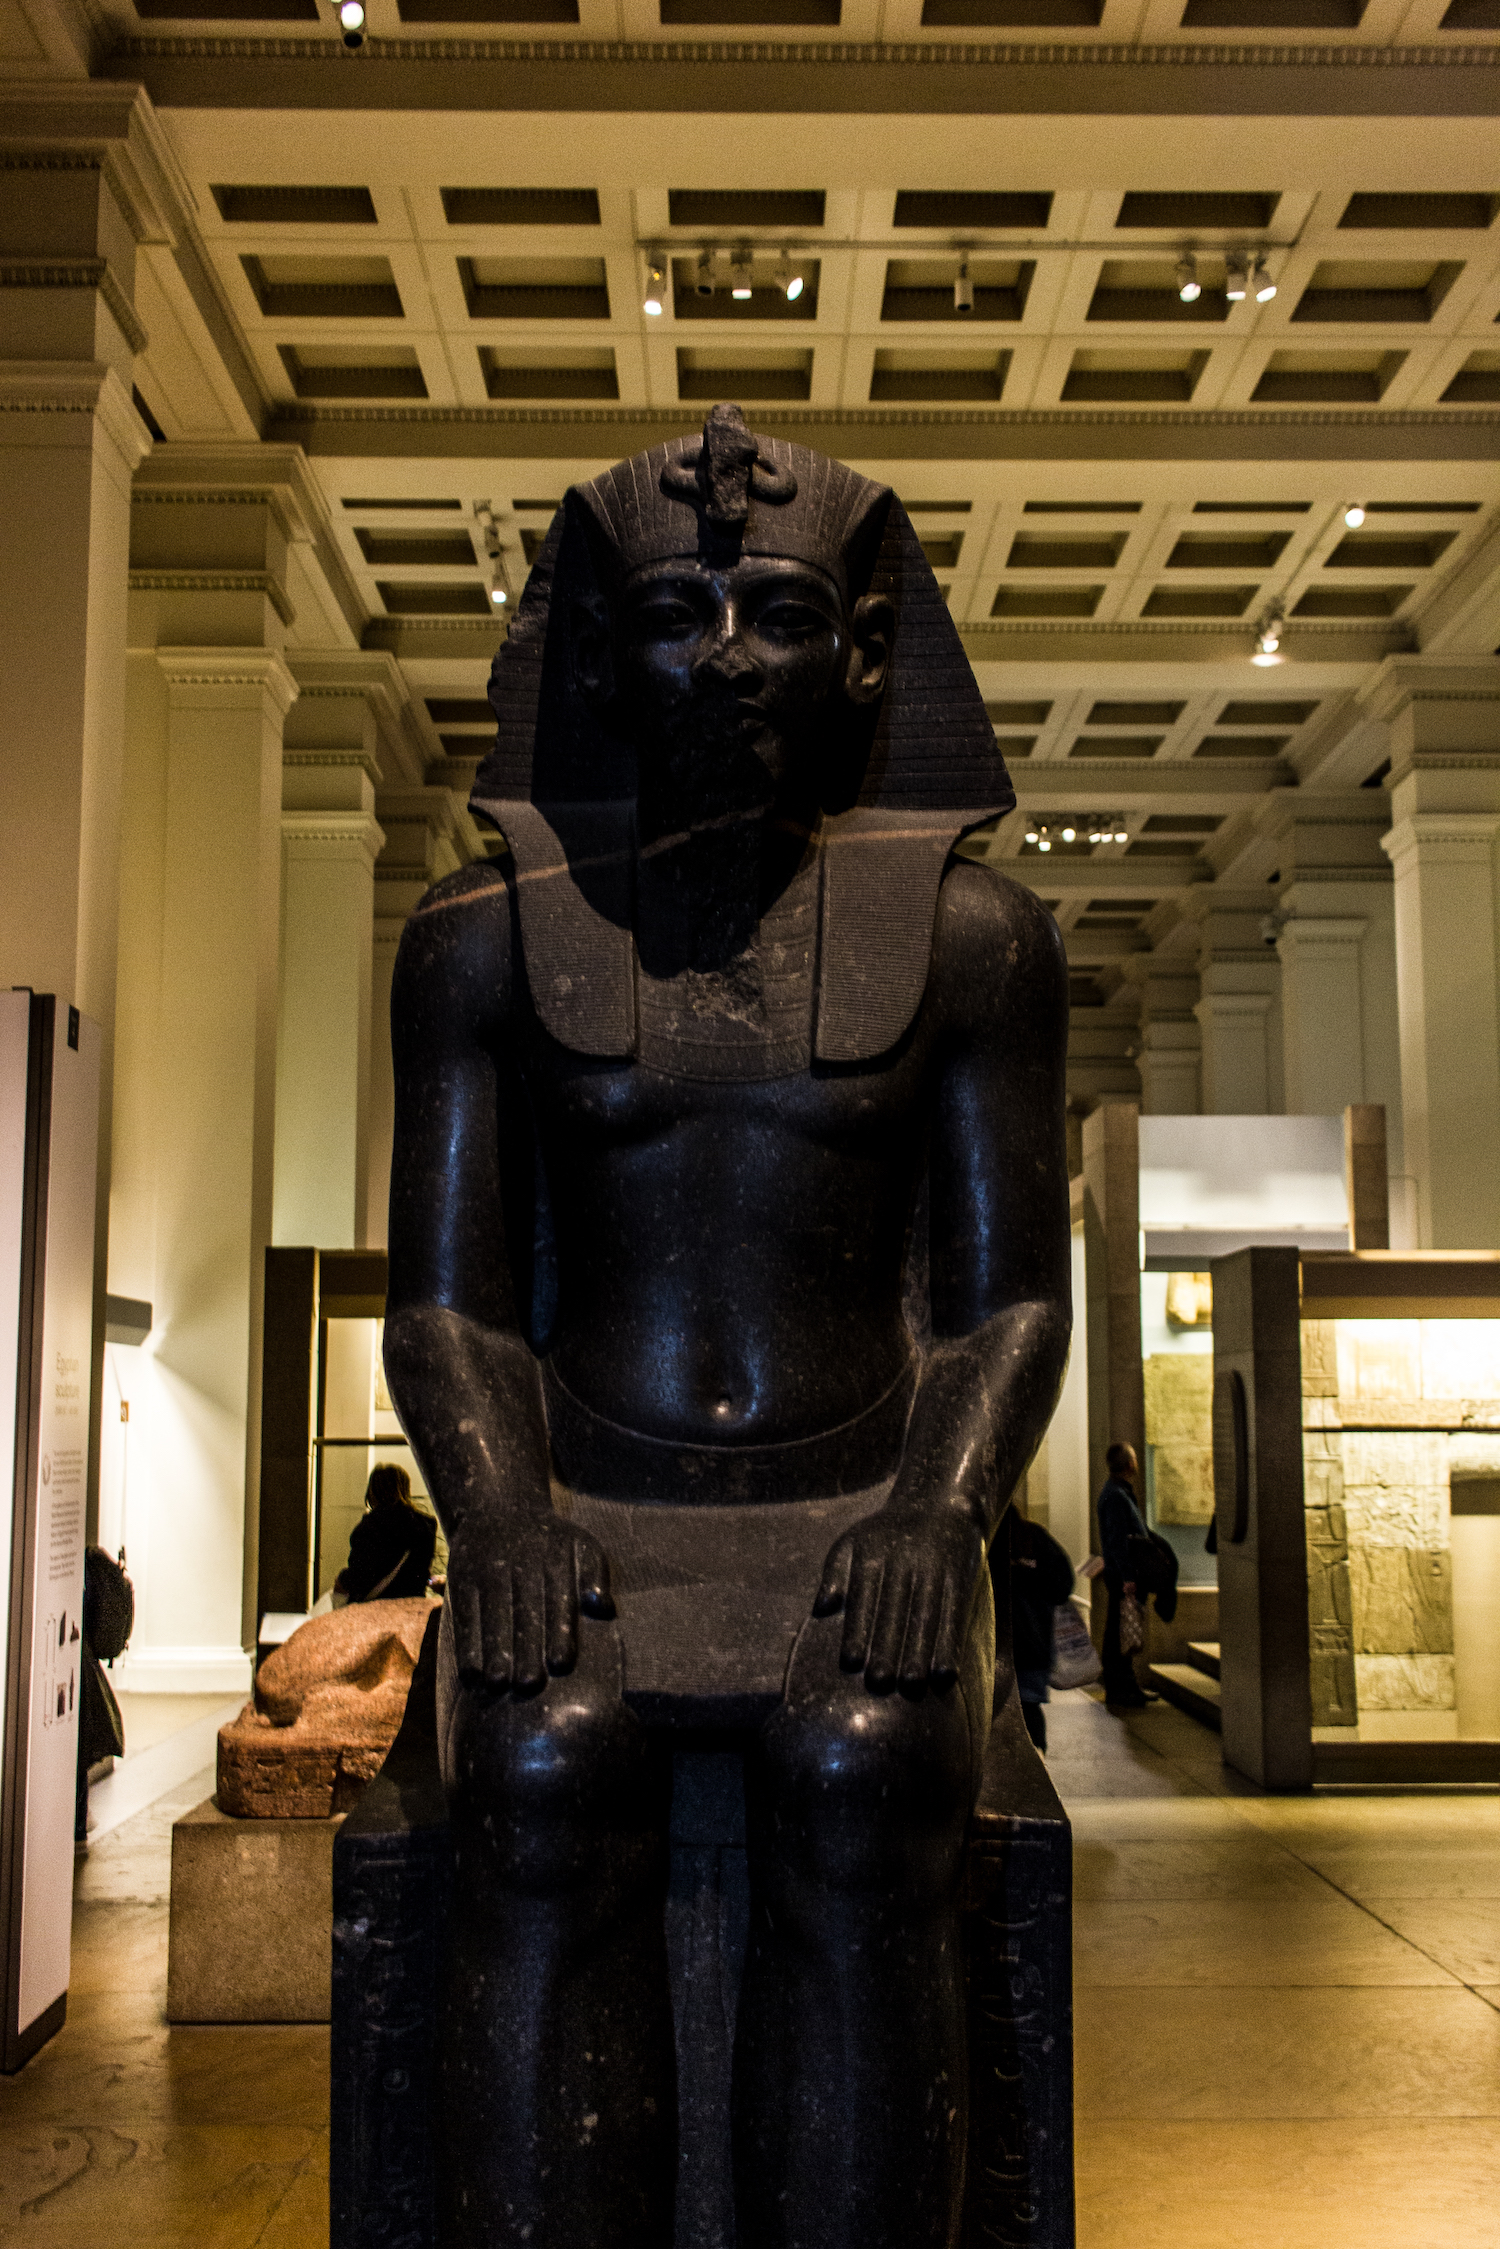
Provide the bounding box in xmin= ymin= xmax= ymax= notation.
xmin=1194 ymin=992 xmax=1276 ymax=1114
xmin=113 ymin=653 xmax=296 ymax=1687
xmin=275 ymin=663 xmax=392 ymax=1251
xmin=1277 ymin=917 xmax=1368 ymax=1117
xmin=1123 ymin=964 xmax=1200 ymax=1115
xmin=1365 ymin=661 xmax=1500 ymax=1251
xmin=0 ymin=113 xmax=159 ymax=1531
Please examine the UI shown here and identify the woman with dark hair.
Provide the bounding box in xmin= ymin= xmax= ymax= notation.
xmin=336 ymin=1462 xmax=438 ymax=1603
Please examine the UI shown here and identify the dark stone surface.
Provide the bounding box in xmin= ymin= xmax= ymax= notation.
xmin=332 ymin=1613 xmax=1074 ymax=2249
xmin=375 ymin=405 xmax=1074 ymax=2248
xmin=1211 ymin=1246 xmax=1314 ymax=1792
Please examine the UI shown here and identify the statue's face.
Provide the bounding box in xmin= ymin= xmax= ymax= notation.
xmin=574 ymin=554 xmax=891 ymax=807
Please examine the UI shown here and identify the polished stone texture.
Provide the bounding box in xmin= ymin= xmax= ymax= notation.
xmin=4 ymin=1697 xmax=1500 ymax=2246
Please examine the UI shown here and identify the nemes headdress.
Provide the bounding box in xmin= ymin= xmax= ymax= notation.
xmin=470 ymin=404 xmax=1015 ymax=1069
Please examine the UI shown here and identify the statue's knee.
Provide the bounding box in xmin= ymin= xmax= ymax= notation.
xmin=443 ymin=1674 xmax=646 ymax=1893
xmin=756 ymin=1677 xmax=972 ymax=1895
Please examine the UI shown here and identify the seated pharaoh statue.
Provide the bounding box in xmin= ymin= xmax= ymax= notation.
xmin=382 ymin=403 xmax=1071 ymax=2249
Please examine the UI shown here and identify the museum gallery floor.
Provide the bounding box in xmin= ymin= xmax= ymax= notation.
xmin=0 ymin=1693 xmax=1496 ymax=2249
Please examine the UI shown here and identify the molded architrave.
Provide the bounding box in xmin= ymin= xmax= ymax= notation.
xmin=103 ymin=38 xmax=1500 ymax=118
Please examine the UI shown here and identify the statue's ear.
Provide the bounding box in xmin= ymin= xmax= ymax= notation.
xmin=571 ymin=592 xmax=615 ymax=706
xmin=845 ymin=591 xmax=894 ymax=708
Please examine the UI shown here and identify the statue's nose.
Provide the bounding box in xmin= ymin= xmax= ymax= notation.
xmin=700 ymin=632 xmax=759 ymax=689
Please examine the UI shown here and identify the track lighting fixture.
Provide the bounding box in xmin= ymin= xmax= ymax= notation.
xmin=338 ymin=0 xmax=364 ymax=44
xmin=1176 ymin=254 xmax=1201 ymax=304
xmin=1225 ymin=253 xmax=1248 ymax=302
xmin=1252 ymin=255 xmax=1276 ymax=303
xmin=642 ymin=257 xmax=666 ymax=317
xmin=954 ymin=259 xmax=974 ymax=315
xmin=730 ymin=247 xmax=754 ymax=301
xmin=776 ymin=250 xmax=804 ymax=302
xmin=490 ymin=575 xmax=507 ymax=607
xmin=695 ymin=249 xmax=716 ymax=298
xmin=1344 ymin=502 xmax=1366 ymax=529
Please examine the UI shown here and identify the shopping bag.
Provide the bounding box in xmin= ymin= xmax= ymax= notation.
xmin=1049 ymin=1599 xmax=1103 ymax=1689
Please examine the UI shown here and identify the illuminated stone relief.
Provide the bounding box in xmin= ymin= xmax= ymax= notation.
xmin=1302 ymin=1319 xmax=1500 ymax=1725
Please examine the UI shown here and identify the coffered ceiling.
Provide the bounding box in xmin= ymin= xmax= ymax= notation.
xmin=6 ymin=0 xmax=1499 ymax=1067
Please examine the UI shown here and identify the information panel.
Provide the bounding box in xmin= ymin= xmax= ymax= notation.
xmin=0 ymin=993 xmax=100 ymax=2070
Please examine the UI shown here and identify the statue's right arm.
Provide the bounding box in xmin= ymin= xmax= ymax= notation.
xmin=382 ymin=862 xmax=613 ymax=1690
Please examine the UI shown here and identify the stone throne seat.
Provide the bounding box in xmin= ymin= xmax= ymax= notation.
xmin=331 ymin=1570 xmax=1075 ymax=2249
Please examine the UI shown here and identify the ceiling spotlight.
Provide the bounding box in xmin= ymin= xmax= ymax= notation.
xmin=490 ymin=576 xmax=507 ymax=607
xmin=1176 ymin=254 xmax=1201 ymax=304
xmin=776 ymin=249 xmax=804 ymax=303
xmin=338 ymin=0 xmax=364 ymax=41
xmin=1252 ymin=612 xmax=1285 ymax=665
xmin=1061 ymin=826 xmax=1076 ymax=843
xmin=730 ymin=247 xmax=754 ymax=301
xmin=1344 ymin=502 xmax=1366 ymax=529
xmin=1025 ymin=828 xmax=1040 ymax=845
xmin=1038 ymin=836 xmax=1052 ymax=852
xmin=1225 ymin=253 xmax=1248 ymax=302
xmin=643 ymin=258 xmax=666 ymax=317
xmin=1088 ymin=828 xmax=1102 ymax=844
xmin=1115 ymin=828 xmax=1128 ymax=843
xmin=1252 ymin=256 xmax=1276 ymax=303
xmin=954 ymin=259 xmax=974 ymax=315
xmin=695 ymin=249 xmax=716 ymax=298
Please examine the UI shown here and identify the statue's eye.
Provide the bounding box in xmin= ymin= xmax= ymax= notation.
xmin=756 ymin=601 xmax=828 ymax=639
xmin=638 ymin=598 xmax=702 ymax=639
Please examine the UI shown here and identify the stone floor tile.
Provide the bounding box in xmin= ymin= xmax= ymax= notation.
xmin=1077 ymin=1983 xmax=1500 ymax=2119
xmin=0 ymin=2122 xmax=325 ymax=2247
xmin=1077 ymin=2119 xmax=1500 ymax=2249
xmin=1074 ymin=1892 xmax=1459 ymax=1988
xmin=1356 ymin=1895 xmax=1500 ymax=1985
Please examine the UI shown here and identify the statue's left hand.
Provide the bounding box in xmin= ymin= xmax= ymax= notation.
xmin=813 ymin=1506 xmax=986 ymax=1690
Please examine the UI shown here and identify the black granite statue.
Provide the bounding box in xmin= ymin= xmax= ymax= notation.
xmin=383 ymin=404 xmax=1071 ymax=2249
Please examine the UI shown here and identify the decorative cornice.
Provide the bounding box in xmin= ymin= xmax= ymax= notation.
xmin=269 ymin=400 xmax=1500 ymax=435
xmin=0 ymin=359 xmax=151 ymax=471
xmin=155 ymin=646 xmax=299 ymax=717
xmin=1382 ymin=811 xmax=1500 ymax=865
xmin=130 ymin=569 xmax=296 ymax=627
xmin=281 ymin=810 xmax=386 ymax=860
xmin=107 ymin=34 xmax=1500 ymax=67
xmin=283 ymin=746 xmax=383 ymax=784
xmin=0 ymin=259 xmax=147 ymax=355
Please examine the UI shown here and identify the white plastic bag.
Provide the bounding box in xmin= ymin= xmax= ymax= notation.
xmin=1049 ymin=1600 xmax=1103 ymax=1690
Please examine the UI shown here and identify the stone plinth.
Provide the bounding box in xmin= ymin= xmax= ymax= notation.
xmin=167 ymin=1798 xmax=341 ymax=2023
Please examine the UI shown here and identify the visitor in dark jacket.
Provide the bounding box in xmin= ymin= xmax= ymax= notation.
xmin=336 ymin=1463 xmax=438 ymax=1603
xmin=1097 ymin=1442 xmax=1155 ymax=1709
xmin=75 ymin=1545 xmax=133 ymax=1844
xmin=999 ymin=1509 xmax=1077 ymax=1753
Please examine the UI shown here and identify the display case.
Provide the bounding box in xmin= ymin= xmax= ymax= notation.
xmin=257 ymin=1249 xmax=444 ymax=1634
xmin=1211 ymin=1248 xmax=1500 ymax=1787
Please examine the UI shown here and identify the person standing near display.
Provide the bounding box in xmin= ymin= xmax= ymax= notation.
xmin=1097 ymin=1442 xmax=1156 ymax=1709
xmin=335 ymin=1463 xmax=438 ymax=1603
xmin=999 ymin=1508 xmax=1078 ymax=1752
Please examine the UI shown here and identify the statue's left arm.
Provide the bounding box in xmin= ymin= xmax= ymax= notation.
xmin=815 ymin=860 xmax=1072 ymax=1689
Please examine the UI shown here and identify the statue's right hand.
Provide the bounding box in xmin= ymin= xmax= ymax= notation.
xmin=447 ymin=1517 xmax=614 ymax=1693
